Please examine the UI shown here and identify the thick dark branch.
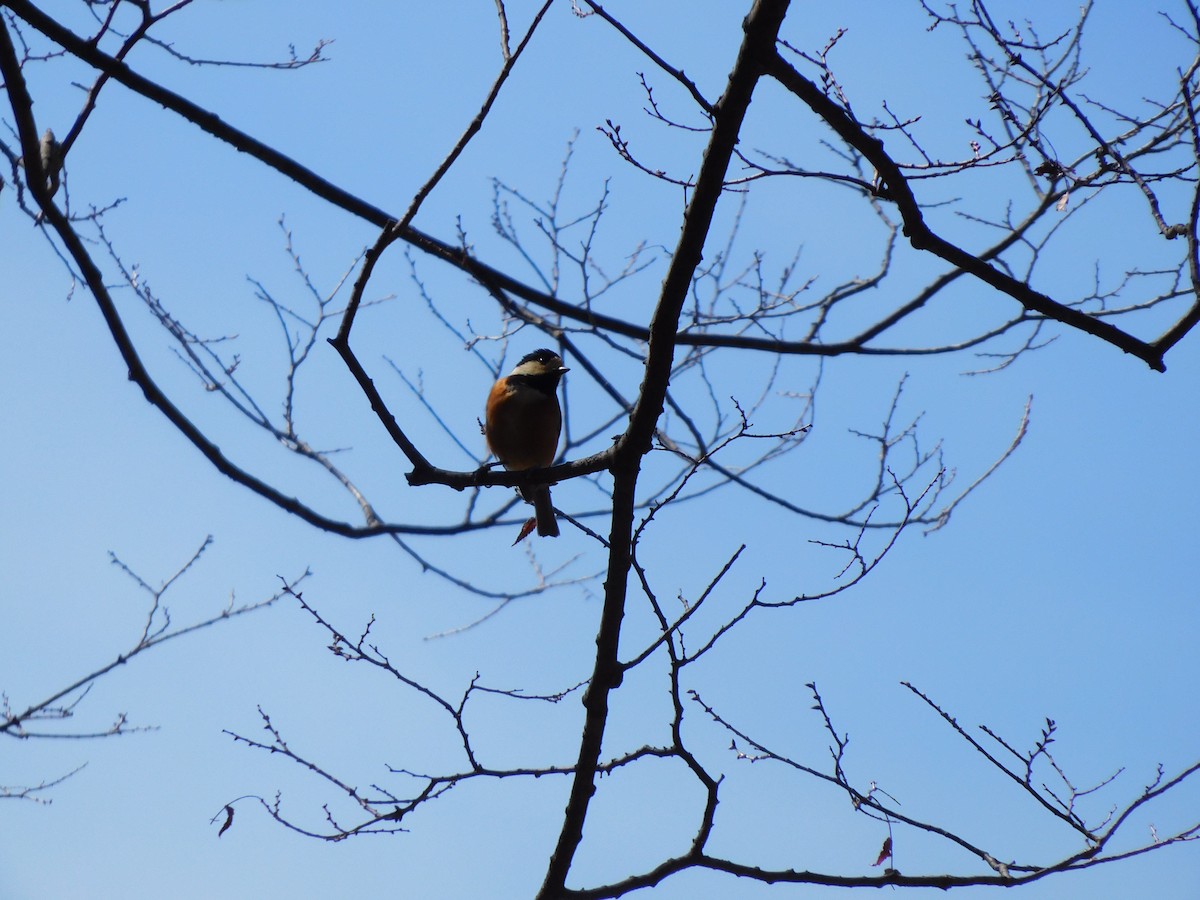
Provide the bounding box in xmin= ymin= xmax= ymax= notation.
xmin=623 ymin=4 xmax=788 ymax=460
xmin=3 ymin=0 xmax=392 ymax=221
xmin=4 ymin=2 xmax=629 ymax=540
xmin=7 ymin=0 xmax=1060 ymax=377
xmin=538 ymin=3 xmax=792 ymax=896
xmin=763 ymin=50 xmax=1170 ymax=371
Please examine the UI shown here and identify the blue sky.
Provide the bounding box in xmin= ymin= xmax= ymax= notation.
xmin=2 ymin=2 xmax=1197 ymax=898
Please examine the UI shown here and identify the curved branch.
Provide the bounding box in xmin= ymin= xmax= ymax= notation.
xmin=763 ymin=50 xmax=1169 ymax=371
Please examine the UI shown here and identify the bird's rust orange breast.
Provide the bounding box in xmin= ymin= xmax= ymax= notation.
xmin=485 ymin=380 xmax=561 ymax=471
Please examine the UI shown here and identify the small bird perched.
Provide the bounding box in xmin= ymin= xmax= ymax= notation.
xmin=485 ymin=348 xmax=569 ymax=537
xmin=39 ymin=128 xmax=62 ymax=197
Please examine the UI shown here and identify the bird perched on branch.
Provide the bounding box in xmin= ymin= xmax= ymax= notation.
xmin=14 ymin=128 xmax=62 ymax=207
xmin=485 ymin=349 xmax=568 ymax=538
xmin=39 ymin=128 xmax=62 ymax=197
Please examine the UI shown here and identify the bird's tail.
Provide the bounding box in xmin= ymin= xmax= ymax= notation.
xmin=531 ymin=484 xmax=559 ymax=538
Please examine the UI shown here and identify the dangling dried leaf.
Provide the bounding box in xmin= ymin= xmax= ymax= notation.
xmin=1056 ymin=192 xmax=1070 ymax=212
xmin=872 ymin=836 xmax=892 ymax=866
xmin=218 ymin=805 xmax=235 ymax=838
xmin=512 ymin=517 xmax=538 ymax=545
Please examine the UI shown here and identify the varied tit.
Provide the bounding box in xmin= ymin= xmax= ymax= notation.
xmin=485 ymin=349 xmax=569 ymax=537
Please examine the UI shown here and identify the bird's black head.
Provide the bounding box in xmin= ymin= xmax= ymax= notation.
xmin=510 ymin=349 xmax=569 ymax=381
